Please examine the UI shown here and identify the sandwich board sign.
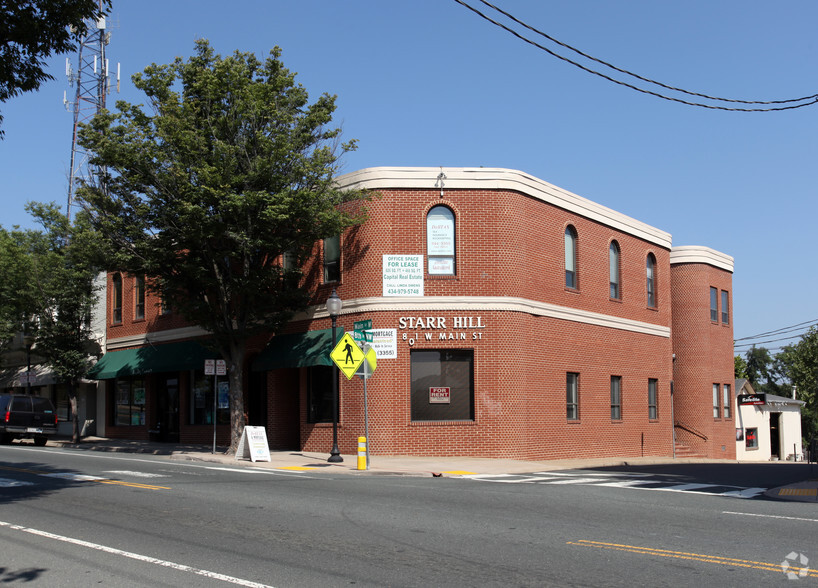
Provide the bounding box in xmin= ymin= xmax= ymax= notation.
xmin=235 ymin=426 xmax=271 ymax=462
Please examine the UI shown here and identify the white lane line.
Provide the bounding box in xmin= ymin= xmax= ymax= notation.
xmin=104 ymin=470 xmax=169 ymax=478
xmin=0 ymin=520 xmax=275 ymax=587
xmin=0 ymin=477 xmax=34 ymax=487
xmin=41 ymin=473 xmax=106 ymax=482
xmin=719 ymin=488 xmax=766 ymax=499
xmin=723 ymin=511 xmax=818 ymax=523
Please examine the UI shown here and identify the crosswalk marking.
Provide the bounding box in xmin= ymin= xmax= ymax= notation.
xmin=461 ymin=471 xmax=766 ymax=499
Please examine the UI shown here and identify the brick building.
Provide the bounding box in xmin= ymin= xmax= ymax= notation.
xmin=88 ymin=167 xmax=736 ymax=460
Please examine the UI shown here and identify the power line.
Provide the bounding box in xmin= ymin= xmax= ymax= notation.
xmin=734 ymin=319 xmax=818 ymax=343
xmin=453 ymin=0 xmax=818 ymax=112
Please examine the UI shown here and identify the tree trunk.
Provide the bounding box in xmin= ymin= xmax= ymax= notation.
xmin=226 ymin=345 xmax=247 ymax=454
xmin=69 ymin=379 xmax=79 ymax=444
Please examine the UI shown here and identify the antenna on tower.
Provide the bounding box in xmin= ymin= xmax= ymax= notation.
xmin=65 ymin=3 xmax=121 ymax=221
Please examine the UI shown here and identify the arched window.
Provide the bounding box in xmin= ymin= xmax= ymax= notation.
xmin=427 ymin=205 xmax=455 ymax=275
xmin=565 ymin=226 xmax=578 ymax=289
xmin=112 ymin=274 xmax=123 ymax=324
xmin=646 ymin=253 xmax=656 ymax=307
xmin=609 ymin=241 xmax=621 ymax=299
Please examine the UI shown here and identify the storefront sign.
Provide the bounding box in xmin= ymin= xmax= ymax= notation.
xmin=738 ymin=394 xmax=766 ymax=406
xmin=429 ymin=387 xmax=451 ymax=404
xmin=398 ymin=315 xmax=486 ymax=346
xmin=383 ymin=255 xmax=423 ymax=296
xmin=368 ymin=329 xmax=397 ymax=359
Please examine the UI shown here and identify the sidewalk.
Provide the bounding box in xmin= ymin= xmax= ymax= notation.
xmin=46 ymin=436 xmax=818 ymax=502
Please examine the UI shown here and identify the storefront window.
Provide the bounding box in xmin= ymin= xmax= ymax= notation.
xmin=190 ymin=372 xmax=230 ymax=425
xmin=410 ymin=349 xmax=474 ymax=421
xmin=307 ymin=366 xmax=335 ymax=423
xmin=745 ymin=427 xmax=758 ymax=449
xmin=114 ymin=377 xmax=146 ymax=426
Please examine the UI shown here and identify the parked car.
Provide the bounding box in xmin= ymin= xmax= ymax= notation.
xmin=0 ymin=394 xmax=59 ymax=446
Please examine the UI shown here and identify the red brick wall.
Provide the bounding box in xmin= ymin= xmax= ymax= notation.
xmin=671 ymin=262 xmax=736 ymax=459
xmin=98 ymin=180 xmax=734 ymax=462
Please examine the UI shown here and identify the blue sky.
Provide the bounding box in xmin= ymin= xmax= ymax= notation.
xmin=1 ymin=1 xmax=816 ymax=350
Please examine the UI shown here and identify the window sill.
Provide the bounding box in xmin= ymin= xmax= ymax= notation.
xmin=410 ymin=419 xmax=476 ymax=426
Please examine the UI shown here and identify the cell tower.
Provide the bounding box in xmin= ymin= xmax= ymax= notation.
xmin=65 ymin=6 xmax=120 ymax=220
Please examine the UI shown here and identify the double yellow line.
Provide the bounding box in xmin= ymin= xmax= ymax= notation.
xmin=568 ymin=539 xmax=817 ymax=578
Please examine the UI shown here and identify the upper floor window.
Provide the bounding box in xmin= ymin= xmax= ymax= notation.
xmin=134 ymin=276 xmax=145 ymax=320
xmin=609 ymin=241 xmax=621 ymax=299
xmin=427 ymin=205 xmax=456 ymax=275
xmin=712 ymin=383 xmax=721 ymax=418
xmin=648 ymin=378 xmax=658 ymax=420
xmin=112 ymin=274 xmax=123 ymax=324
xmin=721 ymin=290 xmax=730 ymax=324
xmin=710 ymin=287 xmax=718 ymax=322
xmin=610 ymin=376 xmax=622 ymax=420
xmin=565 ymin=226 xmax=578 ymax=289
xmin=722 ymin=383 xmax=731 ymax=419
xmin=323 ymin=235 xmax=340 ymax=283
xmin=566 ymin=372 xmax=579 ymax=420
xmin=646 ymin=253 xmax=656 ymax=307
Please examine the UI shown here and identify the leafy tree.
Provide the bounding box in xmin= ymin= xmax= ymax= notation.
xmin=775 ymin=328 xmax=818 ymax=441
xmin=744 ymin=346 xmax=779 ymax=394
xmin=77 ymin=40 xmax=368 ymax=452
xmin=0 ymin=0 xmax=111 ymax=137
xmin=734 ymin=354 xmax=748 ymax=379
xmin=0 ymin=204 xmax=105 ymax=443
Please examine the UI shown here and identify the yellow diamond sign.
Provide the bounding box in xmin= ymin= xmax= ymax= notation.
xmin=330 ymin=332 xmax=365 ymax=380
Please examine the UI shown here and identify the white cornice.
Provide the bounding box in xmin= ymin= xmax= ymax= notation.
xmin=107 ymin=298 xmax=671 ymax=350
xmin=336 ymin=167 xmax=673 ymax=249
xmin=670 ymin=246 xmax=734 ymax=273
xmin=301 ymin=296 xmax=670 ymax=338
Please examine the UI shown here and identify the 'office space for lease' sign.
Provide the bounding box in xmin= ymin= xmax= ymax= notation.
xmin=383 ymin=255 xmax=423 ymax=296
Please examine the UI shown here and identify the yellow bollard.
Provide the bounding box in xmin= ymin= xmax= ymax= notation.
xmin=357 ymin=436 xmax=367 ymax=470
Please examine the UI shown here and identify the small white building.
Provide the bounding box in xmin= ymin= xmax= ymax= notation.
xmin=735 ymin=379 xmax=804 ymax=461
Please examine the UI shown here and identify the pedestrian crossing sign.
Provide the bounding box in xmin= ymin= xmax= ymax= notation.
xmin=330 ymin=332 xmax=365 ymax=380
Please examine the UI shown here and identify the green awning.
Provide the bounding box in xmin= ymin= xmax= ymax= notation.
xmin=87 ymin=340 xmax=220 ymax=380
xmin=251 ymin=328 xmax=340 ymax=371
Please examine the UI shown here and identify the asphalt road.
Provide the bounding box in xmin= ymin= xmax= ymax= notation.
xmin=0 ymin=445 xmax=815 ymax=587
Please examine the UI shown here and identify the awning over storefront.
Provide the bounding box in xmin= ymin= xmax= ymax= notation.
xmin=251 ymin=328 xmax=340 ymax=371
xmin=87 ymin=340 xmax=220 ymax=380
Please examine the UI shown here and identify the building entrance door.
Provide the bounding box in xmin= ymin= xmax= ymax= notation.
xmin=769 ymin=412 xmax=781 ymax=459
xmin=156 ymin=377 xmax=180 ymax=442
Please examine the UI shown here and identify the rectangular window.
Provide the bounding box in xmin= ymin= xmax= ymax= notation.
xmin=190 ymin=372 xmax=230 ymax=425
xmin=648 ymin=378 xmax=658 ymax=420
xmin=567 ymin=372 xmax=579 ymax=420
xmin=323 ymin=235 xmax=340 ymax=283
xmin=610 ymin=376 xmax=622 ymax=420
xmin=134 ymin=276 xmax=145 ymax=320
xmin=114 ymin=377 xmax=146 ymax=426
xmin=723 ymin=384 xmax=731 ymax=419
xmin=112 ymin=275 xmax=123 ymax=324
xmin=307 ymin=366 xmax=335 ymax=423
xmin=721 ymin=290 xmax=729 ymax=324
xmin=745 ymin=427 xmax=758 ymax=449
xmin=713 ymin=383 xmax=720 ymax=418
xmin=410 ymin=350 xmax=474 ymax=421
xmin=710 ymin=287 xmax=718 ymax=322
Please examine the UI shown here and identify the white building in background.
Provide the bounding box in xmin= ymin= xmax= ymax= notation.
xmin=735 ymin=379 xmax=804 ymax=461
